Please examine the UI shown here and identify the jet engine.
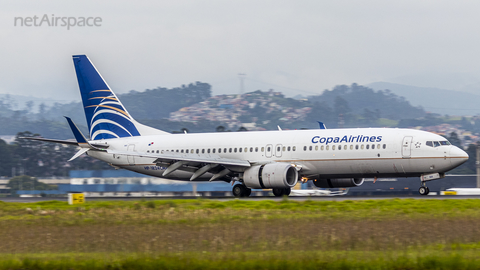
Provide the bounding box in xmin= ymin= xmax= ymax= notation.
xmin=313 ymin=178 xmax=364 ymax=188
xmin=243 ymin=163 xmax=298 ymax=189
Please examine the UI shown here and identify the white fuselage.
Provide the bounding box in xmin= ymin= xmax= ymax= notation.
xmin=87 ymin=128 xmax=468 ymax=181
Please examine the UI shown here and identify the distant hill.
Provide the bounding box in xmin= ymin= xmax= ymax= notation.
xmin=367 ymin=82 xmax=480 ymax=116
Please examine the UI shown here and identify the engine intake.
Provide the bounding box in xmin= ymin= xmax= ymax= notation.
xmin=243 ymin=163 xmax=298 ymax=189
xmin=313 ymin=178 xmax=364 ymax=188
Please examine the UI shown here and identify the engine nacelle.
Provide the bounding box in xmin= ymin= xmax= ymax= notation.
xmin=313 ymin=178 xmax=364 ymax=188
xmin=243 ymin=163 xmax=298 ymax=189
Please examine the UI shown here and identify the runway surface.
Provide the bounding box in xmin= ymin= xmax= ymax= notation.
xmin=2 ymin=195 xmax=480 ymax=203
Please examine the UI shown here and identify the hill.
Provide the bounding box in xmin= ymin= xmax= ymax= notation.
xmin=367 ymin=82 xmax=480 ymax=116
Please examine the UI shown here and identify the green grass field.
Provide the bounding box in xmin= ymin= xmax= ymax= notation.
xmin=1 ymin=198 xmax=480 ymax=269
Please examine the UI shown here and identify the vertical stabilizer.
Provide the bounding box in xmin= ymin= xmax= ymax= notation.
xmin=72 ymin=55 xmax=169 ymax=140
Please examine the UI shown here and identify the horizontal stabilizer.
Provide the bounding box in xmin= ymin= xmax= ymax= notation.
xmin=68 ymin=148 xmax=90 ymax=162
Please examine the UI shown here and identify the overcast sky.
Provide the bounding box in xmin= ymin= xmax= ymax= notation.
xmin=3 ymin=0 xmax=480 ymax=102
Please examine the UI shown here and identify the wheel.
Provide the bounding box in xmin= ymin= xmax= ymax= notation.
xmin=272 ymin=188 xmax=284 ymax=197
xmin=283 ymin=188 xmax=291 ymax=196
xmin=233 ymin=184 xmax=246 ymax=197
xmin=244 ymin=188 xmax=252 ymax=197
xmin=419 ymin=186 xmax=429 ymax=195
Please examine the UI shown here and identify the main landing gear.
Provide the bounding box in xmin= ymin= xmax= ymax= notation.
xmin=272 ymin=188 xmax=291 ymax=197
xmin=232 ymin=184 xmax=252 ymax=197
xmin=418 ymin=182 xmax=430 ymax=196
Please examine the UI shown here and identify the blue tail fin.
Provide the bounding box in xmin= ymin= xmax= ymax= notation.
xmin=72 ymin=55 xmax=168 ymax=140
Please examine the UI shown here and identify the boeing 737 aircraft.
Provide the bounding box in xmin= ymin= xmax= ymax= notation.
xmin=28 ymin=55 xmax=469 ymax=197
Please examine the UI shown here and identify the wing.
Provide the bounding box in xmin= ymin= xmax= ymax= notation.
xmin=106 ymin=149 xmax=252 ymax=181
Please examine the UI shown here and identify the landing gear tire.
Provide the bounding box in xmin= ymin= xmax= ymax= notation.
xmin=419 ymin=186 xmax=430 ymax=196
xmin=233 ymin=184 xmax=247 ymax=197
xmin=272 ymin=188 xmax=284 ymax=197
xmin=244 ymin=188 xmax=252 ymax=197
xmin=272 ymin=188 xmax=291 ymax=197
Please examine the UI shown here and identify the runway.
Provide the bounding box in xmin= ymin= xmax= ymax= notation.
xmin=1 ymin=195 xmax=480 ymax=203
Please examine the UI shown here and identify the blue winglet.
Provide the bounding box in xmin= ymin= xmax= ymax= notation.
xmin=318 ymin=122 xmax=327 ymax=129
xmin=65 ymin=116 xmax=88 ymax=144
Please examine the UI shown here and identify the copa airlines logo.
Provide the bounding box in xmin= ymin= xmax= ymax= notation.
xmin=312 ymin=135 xmax=383 ymax=145
xmin=85 ymin=89 xmax=140 ymax=140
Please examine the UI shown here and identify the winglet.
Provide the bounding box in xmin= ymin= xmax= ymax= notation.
xmin=65 ymin=116 xmax=89 ymax=146
xmin=318 ymin=122 xmax=327 ymax=129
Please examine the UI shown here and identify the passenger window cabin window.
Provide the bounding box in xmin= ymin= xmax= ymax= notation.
xmin=309 ymin=146 xmax=312 ymax=151
xmin=218 ymin=148 xmax=222 ymax=153
xmin=202 ymin=149 xmax=205 ymax=154
xmin=283 ymin=146 xmax=286 ymax=151
xmin=207 ymin=149 xmax=210 ymax=153
xmin=355 ymin=145 xmax=359 ymax=150
xmin=293 ymin=146 xmax=296 ymax=151
xmin=344 ymin=145 xmax=347 ymax=150
xmin=383 ymin=144 xmax=386 ymax=149
xmin=256 ymin=147 xmax=259 ymax=152
xmin=229 ymin=148 xmax=233 ymax=153
xmin=366 ymin=145 xmax=370 ymax=149
xmin=250 ymin=147 xmax=254 ymax=152
xmin=186 ymin=150 xmax=189 ymax=153
xmin=326 ymin=145 xmax=329 ymax=150
xmin=196 ymin=149 xmax=199 ymax=154
xmin=377 ymin=144 xmax=380 ymax=149
xmin=261 ymin=147 xmax=265 ymax=152
xmin=234 ymin=148 xmax=237 ymax=153
xmin=244 ymin=147 xmax=248 ymax=152
xmin=321 ymin=146 xmax=324 ymax=150
xmin=304 ymin=146 xmax=307 ymax=151
xmin=181 ymin=150 xmax=184 ymax=153
xmin=315 ymin=146 xmax=318 ymax=151
xmin=332 ymin=145 xmax=336 ymax=150
xmin=224 ymin=148 xmax=227 ymax=153
xmin=361 ymin=145 xmax=364 ymax=149
xmin=287 ymin=146 xmax=291 ymax=151
xmin=350 ymin=145 xmax=353 ymax=150
xmin=239 ymin=148 xmax=242 ymax=153
xmin=213 ymin=149 xmax=216 ymax=153
xmin=371 ymin=145 xmax=375 ymax=149
xmin=338 ymin=145 xmax=341 ymax=150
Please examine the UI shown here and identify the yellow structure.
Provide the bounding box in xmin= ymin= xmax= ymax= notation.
xmin=68 ymin=193 xmax=85 ymax=205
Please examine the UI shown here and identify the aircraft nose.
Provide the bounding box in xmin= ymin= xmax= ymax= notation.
xmin=450 ymin=146 xmax=469 ymax=167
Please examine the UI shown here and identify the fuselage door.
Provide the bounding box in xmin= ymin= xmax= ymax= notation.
xmin=275 ymin=144 xmax=283 ymax=158
xmin=127 ymin=144 xmax=136 ymax=165
xmin=402 ymin=136 xmax=412 ymax=158
xmin=266 ymin=144 xmax=273 ymax=158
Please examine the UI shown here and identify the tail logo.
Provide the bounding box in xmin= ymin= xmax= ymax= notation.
xmin=85 ymin=89 xmax=140 ymax=140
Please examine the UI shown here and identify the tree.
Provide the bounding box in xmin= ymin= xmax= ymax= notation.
xmin=448 ymin=132 xmax=462 ymax=148
xmin=7 ymin=175 xmax=55 ymax=194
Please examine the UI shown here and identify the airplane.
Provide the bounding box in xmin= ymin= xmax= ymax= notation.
xmin=26 ymin=55 xmax=469 ymax=197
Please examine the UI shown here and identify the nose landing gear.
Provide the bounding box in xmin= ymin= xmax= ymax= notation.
xmin=418 ymin=183 xmax=430 ymax=195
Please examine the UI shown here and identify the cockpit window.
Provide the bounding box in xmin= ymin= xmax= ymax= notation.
xmin=426 ymin=140 xmax=451 ymax=147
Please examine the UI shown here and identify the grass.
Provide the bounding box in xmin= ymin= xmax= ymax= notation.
xmin=1 ymin=198 xmax=480 ymax=268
